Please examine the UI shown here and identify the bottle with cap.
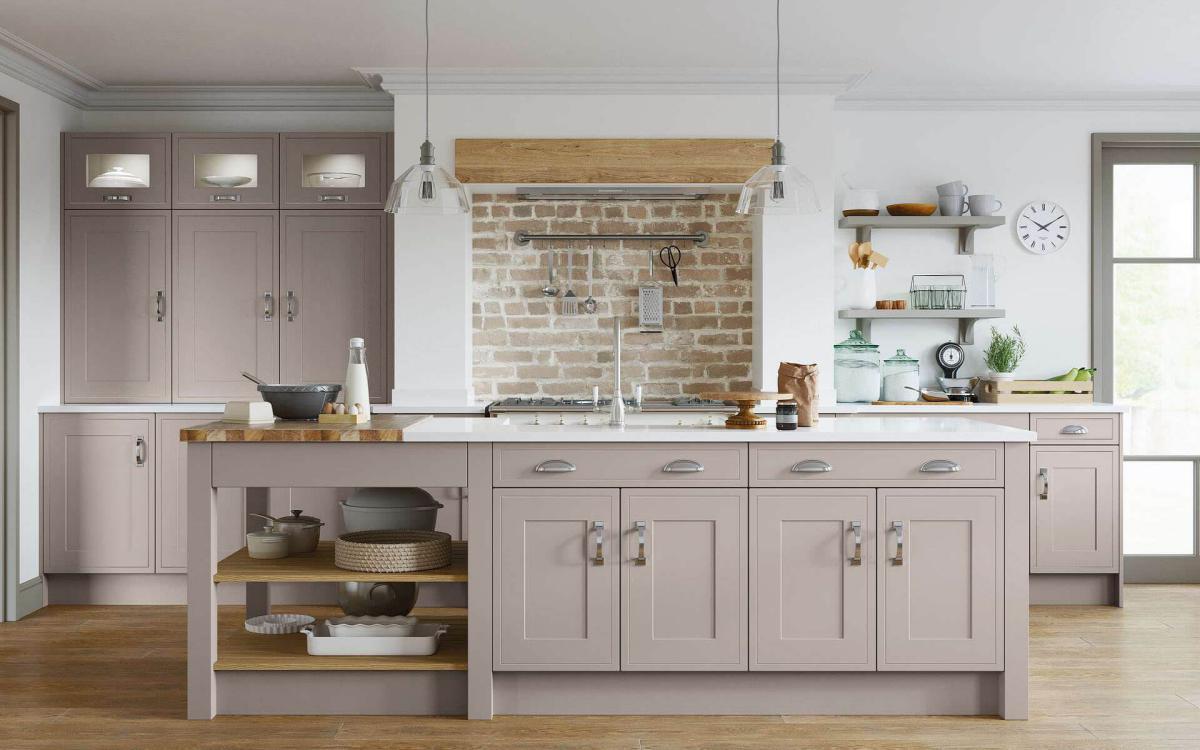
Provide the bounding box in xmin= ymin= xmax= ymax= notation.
xmin=344 ymin=337 xmax=371 ymax=418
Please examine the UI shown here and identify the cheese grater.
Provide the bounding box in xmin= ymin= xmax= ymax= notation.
xmin=638 ymin=249 xmax=664 ymax=332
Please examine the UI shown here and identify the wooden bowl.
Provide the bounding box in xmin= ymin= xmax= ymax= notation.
xmin=842 ymin=209 xmax=880 ymax=217
xmin=886 ymin=203 xmax=937 ymax=216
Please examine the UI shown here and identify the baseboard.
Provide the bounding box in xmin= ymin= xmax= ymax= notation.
xmin=217 ymin=671 xmax=466 ymax=715
xmin=1030 ymin=573 xmax=1119 ymax=605
xmin=14 ymin=576 xmax=44 ymax=619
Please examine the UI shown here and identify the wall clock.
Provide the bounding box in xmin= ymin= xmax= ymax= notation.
xmin=1017 ymin=200 xmax=1070 ymax=255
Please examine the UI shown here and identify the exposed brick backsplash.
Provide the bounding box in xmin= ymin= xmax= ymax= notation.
xmin=472 ymin=193 xmax=753 ymax=400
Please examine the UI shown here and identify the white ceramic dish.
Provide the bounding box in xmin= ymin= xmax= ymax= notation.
xmin=244 ymin=613 xmax=315 ymax=634
xmin=325 ymin=614 xmax=417 ymax=637
xmin=88 ymin=166 xmax=148 ymax=188
xmin=300 ymin=622 xmax=448 ymax=656
xmin=201 ymin=175 xmax=252 ymax=188
xmin=305 ymin=171 xmax=363 ymax=188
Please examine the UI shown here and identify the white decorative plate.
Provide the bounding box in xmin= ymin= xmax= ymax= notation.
xmin=244 ymin=613 xmax=315 ymax=634
xmin=202 ymin=175 xmax=253 ymax=188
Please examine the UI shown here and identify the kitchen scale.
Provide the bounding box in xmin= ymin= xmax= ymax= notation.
xmin=936 ymin=341 xmax=976 ymax=402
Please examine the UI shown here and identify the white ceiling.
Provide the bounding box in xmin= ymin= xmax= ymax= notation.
xmin=2 ymin=0 xmax=1199 ymax=100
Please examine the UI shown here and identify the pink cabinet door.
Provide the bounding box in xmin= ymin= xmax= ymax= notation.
xmin=280 ymin=212 xmax=388 ymax=402
xmin=172 ymin=211 xmax=278 ymax=402
xmin=494 ymin=489 xmax=619 ymax=670
xmin=622 ymin=488 xmax=748 ymax=671
xmin=63 ymin=211 xmax=171 ymax=402
xmin=42 ymin=414 xmax=153 ymax=573
xmin=750 ymin=489 xmax=875 ymax=671
xmin=155 ymin=415 xmax=247 ymax=572
xmin=879 ymin=489 xmax=1002 ymax=670
xmin=280 ymin=133 xmax=389 ymax=209
xmin=1031 ymin=446 xmax=1119 ymax=573
xmin=64 ymin=133 xmax=170 ymax=209
xmin=173 ymin=134 xmax=278 ymax=209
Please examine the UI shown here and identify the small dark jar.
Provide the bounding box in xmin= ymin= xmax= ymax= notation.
xmin=775 ymin=401 xmax=799 ymax=431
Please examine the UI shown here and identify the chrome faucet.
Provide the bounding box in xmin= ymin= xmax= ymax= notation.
xmin=609 ymin=317 xmax=626 ymax=426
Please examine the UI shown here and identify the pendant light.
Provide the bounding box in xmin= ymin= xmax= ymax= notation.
xmin=736 ymin=0 xmax=819 ymax=216
xmin=384 ymin=0 xmax=470 ymax=215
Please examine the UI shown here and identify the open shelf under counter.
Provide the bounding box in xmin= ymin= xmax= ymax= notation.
xmin=838 ymin=307 xmax=1006 ymax=345
xmin=214 ymin=541 xmax=468 ymax=584
xmin=215 ymin=606 xmax=467 ymax=672
xmin=838 ymin=215 xmax=1005 ymax=254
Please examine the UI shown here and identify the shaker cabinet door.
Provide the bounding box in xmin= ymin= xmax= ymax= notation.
xmin=42 ymin=414 xmax=154 ymax=573
xmin=63 ymin=211 xmax=171 ymax=402
xmin=879 ymin=489 xmax=1002 ymax=670
xmin=622 ymin=488 xmax=748 ymax=671
xmin=494 ymin=489 xmax=619 ymax=670
xmin=1031 ymin=446 xmax=1119 ymax=573
xmin=64 ymin=133 xmax=170 ymax=209
xmin=172 ymin=211 xmax=278 ymax=402
xmin=750 ymin=489 xmax=875 ymax=670
xmin=280 ymin=133 xmax=389 ymax=209
xmin=280 ymin=212 xmax=388 ymax=402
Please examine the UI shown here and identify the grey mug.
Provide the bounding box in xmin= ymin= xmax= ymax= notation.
xmin=938 ymin=195 xmax=967 ymax=216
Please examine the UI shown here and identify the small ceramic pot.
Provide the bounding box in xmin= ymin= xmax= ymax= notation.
xmin=246 ymin=530 xmax=290 ymax=560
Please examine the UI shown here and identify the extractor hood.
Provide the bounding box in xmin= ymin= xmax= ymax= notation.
xmin=515 ymin=185 xmax=708 ymax=201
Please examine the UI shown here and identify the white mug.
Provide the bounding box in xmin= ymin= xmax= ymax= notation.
xmin=968 ymin=194 xmax=1003 ymax=216
xmin=936 ymin=181 xmax=969 ymax=197
xmin=938 ymin=195 xmax=967 ymax=216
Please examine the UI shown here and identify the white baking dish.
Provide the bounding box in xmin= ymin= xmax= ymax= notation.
xmin=325 ymin=614 xmax=417 ymax=637
xmin=300 ymin=621 xmax=448 ymax=656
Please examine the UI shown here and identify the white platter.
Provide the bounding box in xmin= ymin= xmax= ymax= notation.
xmin=201 ymin=175 xmax=252 ymax=188
xmin=300 ymin=621 xmax=448 ymax=656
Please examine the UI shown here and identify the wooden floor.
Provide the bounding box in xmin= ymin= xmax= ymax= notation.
xmin=2 ymin=585 xmax=1199 ymax=749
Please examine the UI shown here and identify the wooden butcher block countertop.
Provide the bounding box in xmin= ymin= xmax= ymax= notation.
xmin=179 ymin=415 xmax=430 ymax=442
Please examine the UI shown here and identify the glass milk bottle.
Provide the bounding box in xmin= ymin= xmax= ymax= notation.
xmin=344 ymin=337 xmax=371 ymax=418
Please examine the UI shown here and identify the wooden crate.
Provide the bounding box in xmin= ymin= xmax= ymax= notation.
xmin=977 ymin=379 xmax=1094 ymax=404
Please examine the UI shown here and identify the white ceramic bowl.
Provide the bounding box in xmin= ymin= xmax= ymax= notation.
xmin=202 ymin=175 xmax=252 ymax=188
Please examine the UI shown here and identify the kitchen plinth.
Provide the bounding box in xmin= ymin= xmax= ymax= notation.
xmin=182 ymin=415 xmax=1033 ymax=720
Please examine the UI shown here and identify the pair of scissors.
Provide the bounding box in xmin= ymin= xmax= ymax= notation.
xmin=658 ymin=244 xmax=681 ymax=286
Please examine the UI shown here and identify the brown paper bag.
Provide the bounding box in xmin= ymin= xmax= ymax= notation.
xmin=778 ymin=362 xmax=819 ymax=427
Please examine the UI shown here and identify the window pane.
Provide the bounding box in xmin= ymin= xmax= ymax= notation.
xmin=1115 ymin=264 xmax=1200 ymax=454
xmin=1124 ymin=461 xmax=1194 ymax=555
xmin=1113 ymin=164 xmax=1193 ymax=258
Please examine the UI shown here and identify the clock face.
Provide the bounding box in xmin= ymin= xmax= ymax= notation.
xmin=1017 ymin=201 xmax=1070 ymax=255
xmin=937 ymin=342 xmax=964 ymax=369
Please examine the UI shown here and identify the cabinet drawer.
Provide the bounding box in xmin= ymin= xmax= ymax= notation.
xmin=751 ymin=443 xmax=1003 ymax=487
xmin=1031 ymin=413 xmax=1119 ymax=444
xmin=493 ymin=443 xmax=748 ymax=487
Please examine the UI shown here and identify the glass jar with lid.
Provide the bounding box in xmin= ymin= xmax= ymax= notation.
xmin=834 ymin=330 xmax=881 ymax=403
xmin=881 ymin=348 xmax=921 ymax=402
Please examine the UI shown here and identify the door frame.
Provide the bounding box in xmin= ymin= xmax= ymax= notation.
xmin=0 ymin=97 xmax=18 ymax=621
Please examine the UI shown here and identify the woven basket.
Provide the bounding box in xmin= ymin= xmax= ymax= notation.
xmin=334 ymin=530 xmax=452 ymax=573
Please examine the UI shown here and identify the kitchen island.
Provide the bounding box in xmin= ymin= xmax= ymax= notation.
xmin=183 ymin=415 xmax=1034 ymax=720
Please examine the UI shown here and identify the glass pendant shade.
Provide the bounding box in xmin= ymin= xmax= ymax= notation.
xmin=385 ymin=145 xmax=470 ymax=215
xmin=736 ymin=159 xmax=820 ymax=216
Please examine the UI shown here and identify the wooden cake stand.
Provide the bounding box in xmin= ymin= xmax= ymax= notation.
xmin=700 ymin=391 xmax=793 ymax=429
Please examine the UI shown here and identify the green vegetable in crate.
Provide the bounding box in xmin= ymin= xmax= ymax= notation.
xmin=1074 ymin=368 xmax=1096 ymax=382
xmin=1048 ymin=368 xmax=1079 ymax=382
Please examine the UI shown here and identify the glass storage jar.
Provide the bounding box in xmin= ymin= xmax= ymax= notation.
xmin=881 ymin=348 xmax=921 ymax=402
xmin=834 ymin=330 xmax=881 ymax=403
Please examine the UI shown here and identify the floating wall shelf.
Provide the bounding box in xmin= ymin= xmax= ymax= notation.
xmin=838 ymin=308 xmax=1006 ymax=345
xmin=838 ymin=215 xmax=1006 ymax=254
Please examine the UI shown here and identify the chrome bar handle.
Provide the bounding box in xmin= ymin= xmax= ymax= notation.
xmin=919 ymin=459 xmax=961 ymax=473
xmin=848 ymin=520 xmax=863 ymax=566
xmin=662 ymin=459 xmax=704 ymax=473
xmin=211 ymin=194 xmax=241 ymax=202
xmin=1038 ymin=468 xmax=1050 ymax=501
xmin=1060 ymin=424 xmax=1089 ymax=435
xmin=533 ymin=459 xmax=576 ymax=473
xmin=634 ymin=521 xmax=647 ymax=566
xmin=134 ymin=436 xmax=146 ymax=467
xmin=791 ymin=459 xmax=832 ymax=473
xmin=318 ymin=194 xmax=347 ymax=202
xmin=102 ymin=194 xmax=131 ymax=202
xmin=286 ymin=291 xmax=296 ymax=322
xmin=154 ymin=291 xmax=165 ymax=322
xmin=592 ymin=521 xmax=605 ymax=566
xmin=263 ymin=292 xmax=274 ymax=321
xmin=891 ymin=521 xmax=904 ymax=565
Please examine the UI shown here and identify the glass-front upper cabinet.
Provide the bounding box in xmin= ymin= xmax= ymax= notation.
xmin=281 ymin=133 xmax=389 ymax=209
xmin=173 ymin=134 xmax=278 ymax=209
xmin=64 ymin=134 xmax=170 ymax=209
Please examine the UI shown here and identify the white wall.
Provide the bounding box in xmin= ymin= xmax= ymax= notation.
xmin=0 ymin=72 xmax=82 ymax=587
xmin=834 ymin=107 xmax=1200 ymax=385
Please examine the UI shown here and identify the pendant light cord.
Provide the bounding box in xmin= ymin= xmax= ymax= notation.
xmin=424 ymin=0 xmax=430 ymax=142
xmin=775 ymin=0 xmax=781 ymax=141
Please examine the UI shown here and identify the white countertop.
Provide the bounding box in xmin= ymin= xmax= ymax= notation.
xmin=402 ymin=415 xmax=1036 ymax=443
xmin=827 ymin=402 xmax=1127 ymax=414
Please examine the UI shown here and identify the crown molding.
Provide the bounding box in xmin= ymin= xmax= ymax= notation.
xmin=86 ymin=85 xmax=391 ymax=111
xmin=836 ymin=90 xmax=1200 ymax=111
xmin=0 ymin=27 xmax=92 ymax=107
xmin=356 ymin=67 xmax=868 ymax=96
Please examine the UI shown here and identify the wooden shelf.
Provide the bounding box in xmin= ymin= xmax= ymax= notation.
xmin=838 ymin=215 xmax=1006 ymax=254
xmin=838 ymin=308 xmax=1006 ymax=345
xmin=215 ymin=606 xmax=467 ymax=671
xmin=214 ymin=541 xmax=468 ymax=584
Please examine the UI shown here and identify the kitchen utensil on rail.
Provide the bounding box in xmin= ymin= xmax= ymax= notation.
xmin=249 ymin=509 xmax=324 ymax=554
xmin=561 ymin=251 xmax=578 ymax=314
xmin=239 ymin=371 xmax=341 ymax=420
xmin=337 ymin=581 xmax=419 ymax=617
xmin=700 ymin=390 xmax=792 ymax=429
xmin=639 ymin=249 xmax=664 ymax=333
xmin=542 ymin=251 xmax=559 ymax=297
xmin=583 ymin=247 xmax=598 ymax=314
xmin=658 ymin=244 xmax=681 ymax=286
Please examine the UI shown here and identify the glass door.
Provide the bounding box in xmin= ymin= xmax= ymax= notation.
xmin=1101 ymin=144 xmax=1200 ymax=582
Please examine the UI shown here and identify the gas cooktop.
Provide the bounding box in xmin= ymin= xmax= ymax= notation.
xmin=487 ymin=396 xmax=734 ymax=414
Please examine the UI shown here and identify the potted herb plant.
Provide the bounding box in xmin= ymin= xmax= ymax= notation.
xmin=983 ymin=325 xmax=1026 ymax=381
